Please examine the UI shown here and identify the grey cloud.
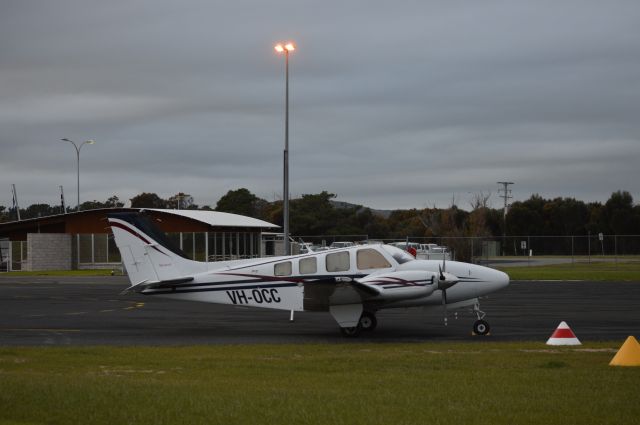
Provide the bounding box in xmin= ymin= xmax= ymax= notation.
xmin=1 ymin=0 xmax=639 ymax=210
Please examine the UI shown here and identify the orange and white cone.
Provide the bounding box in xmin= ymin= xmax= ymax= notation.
xmin=546 ymin=321 xmax=581 ymax=346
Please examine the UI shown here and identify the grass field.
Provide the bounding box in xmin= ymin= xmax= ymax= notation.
xmin=1 ymin=342 xmax=637 ymax=425
xmin=497 ymin=261 xmax=640 ymax=281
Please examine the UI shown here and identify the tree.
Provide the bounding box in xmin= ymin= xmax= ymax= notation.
xmin=290 ymin=191 xmax=339 ymax=235
xmin=130 ymin=193 xmax=167 ymax=209
xmin=466 ymin=191 xmax=493 ymax=237
xmin=21 ymin=204 xmax=59 ymax=219
xmin=604 ymin=191 xmax=634 ymax=235
xmin=105 ymin=196 xmax=125 ymax=208
xmin=79 ymin=200 xmax=109 ymax=211
xmin=215 ymin=188 xmax=266 ymax=218
xmin=168 ymin=193 xmax=196 ymax=210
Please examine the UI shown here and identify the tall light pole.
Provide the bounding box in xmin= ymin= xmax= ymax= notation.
xmin=61 ymin=138 xmax=95 ymax=211
xmin=274 ymin=42 xmax=295 ymax=255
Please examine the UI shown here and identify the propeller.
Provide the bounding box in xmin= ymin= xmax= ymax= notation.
xmin=437 ymin=254 xmax=457 ymax=326
xmin=438 ymin=264 xmax=448 ymax=326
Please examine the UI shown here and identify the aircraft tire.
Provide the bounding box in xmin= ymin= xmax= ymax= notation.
xmin=473 ymin=320 xmax=490 ymax=336
xmin=340 ymin=325 xmax=362 ymax=337
xmin=359 ymin=311 xmax=377 ymax=332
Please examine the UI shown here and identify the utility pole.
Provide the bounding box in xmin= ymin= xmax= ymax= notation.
xmin=11 ymin=184 xmax=21 ymax=221
xmin=497 ymin=181 xmax=514 ymax=256
xmin=60 ymin=185 xmax=66 ymax=214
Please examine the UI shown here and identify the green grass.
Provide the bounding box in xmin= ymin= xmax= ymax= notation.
xmin=497 ymin=261 xmax=640 ymax=281
xmin=0 ymin=342 xmax=637 ymax=425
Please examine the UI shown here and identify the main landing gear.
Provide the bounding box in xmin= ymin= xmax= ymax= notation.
xmin=339 ymin=311 xmax=377 ymax=337
xmin=339 ymin=303 xmax=492 ymax=337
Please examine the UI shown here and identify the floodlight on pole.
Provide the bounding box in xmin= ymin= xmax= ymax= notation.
xmin=274 ymin=41 xmax=295 ymax=255
xmin=61 ymin=138 xmax=95 ymax=211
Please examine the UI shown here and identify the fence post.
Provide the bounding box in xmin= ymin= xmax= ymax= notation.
xmin=571 ymin=236 xmax=574 ymax=265
xmin=471 ymin=238 xmax=474 ymax=264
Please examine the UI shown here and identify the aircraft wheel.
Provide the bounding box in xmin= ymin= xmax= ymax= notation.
xmin=359 ymin=311 xmax=377 ymax=332
xmin=340 ymin=325 xmax=362 ymax=337
xmin=473 ymin=320 xmax=490 ymax=336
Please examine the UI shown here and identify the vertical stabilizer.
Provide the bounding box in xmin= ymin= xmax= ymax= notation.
xmin=108 ymin=213 xmax=205 ymax=285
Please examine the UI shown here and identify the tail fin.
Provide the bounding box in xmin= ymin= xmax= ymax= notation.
xmin=108 ymin=212 xmax=206 ymax=285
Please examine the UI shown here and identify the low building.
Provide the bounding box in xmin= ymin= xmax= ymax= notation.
xmin=0 ymin=208 xmax=279 ymax=271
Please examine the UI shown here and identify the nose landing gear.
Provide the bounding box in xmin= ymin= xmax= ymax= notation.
xmin=472 ymin=301 xmax=490 ymax=336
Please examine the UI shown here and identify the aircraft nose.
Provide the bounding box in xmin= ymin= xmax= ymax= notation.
xmin=494 ymin=269 xmax=510 ymax=290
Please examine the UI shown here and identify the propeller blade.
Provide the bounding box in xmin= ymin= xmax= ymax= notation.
xmin=442 ymin=288 xmax=448 ymax=326
xmin=438 ymin=264 xmax=445 ymax=281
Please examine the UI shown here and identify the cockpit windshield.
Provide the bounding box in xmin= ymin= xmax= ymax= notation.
xmin=380 ymin=244 xmax=415 ymax=264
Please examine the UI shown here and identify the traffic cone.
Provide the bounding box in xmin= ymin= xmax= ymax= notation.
xmin=546 ymin=321 xmax=581 ymax=346
xmin=609 ymin=336 xmax=640 ymax=366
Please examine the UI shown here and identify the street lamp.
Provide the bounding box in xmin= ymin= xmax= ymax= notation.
xmin=274 ymin=41 xmax=295 ymax=255
xmin=60 ymin=138 xmax=95 ymax=211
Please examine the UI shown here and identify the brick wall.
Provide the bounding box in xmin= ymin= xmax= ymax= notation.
xmin=26 ymin=233 xmax=72 ymax=271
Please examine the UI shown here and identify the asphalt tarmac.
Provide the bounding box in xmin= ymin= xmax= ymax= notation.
xmin=0 ymin=275 xmax=638 ymax=345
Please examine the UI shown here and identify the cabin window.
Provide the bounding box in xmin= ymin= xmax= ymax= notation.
xmin=326 ymin=251 xmax=350 ymax=272
xmin=299 ymin=257 xmax=317 ymax=274
xmin=274 ymin=261 xmax=292 ymax=276
xmin=357 ymin=248 xmax=392 ymax=270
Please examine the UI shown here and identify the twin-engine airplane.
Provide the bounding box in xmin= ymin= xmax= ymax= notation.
xmin=108 ymin=212 xmax=509 ymax=336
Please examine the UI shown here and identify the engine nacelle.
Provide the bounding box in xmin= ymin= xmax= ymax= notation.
xmin=358 ymin=270 xmax=438 ymax=301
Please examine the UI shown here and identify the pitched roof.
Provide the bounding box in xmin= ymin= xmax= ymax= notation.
xmin=147 ymin=209 xmax=278 ymax=229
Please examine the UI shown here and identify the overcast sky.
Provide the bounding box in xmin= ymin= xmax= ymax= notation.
xmin=1 ymin=0 xmax=639 ymax=211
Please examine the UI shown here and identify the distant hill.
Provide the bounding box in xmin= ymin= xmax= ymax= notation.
xmin=330 ymin=200 xmax=393 ymax=219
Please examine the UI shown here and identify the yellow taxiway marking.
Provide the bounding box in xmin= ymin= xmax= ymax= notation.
xmin=123 ymin=302 xmax=145 ymax=311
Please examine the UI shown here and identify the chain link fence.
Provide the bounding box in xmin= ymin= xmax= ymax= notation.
xmin=3 ymin=234 xmax=640 ymax=272
xmin=291 ymin=234 xmax=640 ymax=263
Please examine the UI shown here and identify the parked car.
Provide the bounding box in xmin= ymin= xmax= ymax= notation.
xmin=417 ymin=244 xmax=451 ymax=260
xmin=388 ymin=242 xmax=421 ymax=251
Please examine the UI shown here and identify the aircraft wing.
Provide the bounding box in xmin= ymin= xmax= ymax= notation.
xmin=355 ymin=270 xmax=438 ymax=301
xmin=350 ymin=280 xmax=381 ymax=296
xmin=304 ymin=270 xmax=436 ymax=312
xmin=323 ymin=271 xmax=439 ymax=327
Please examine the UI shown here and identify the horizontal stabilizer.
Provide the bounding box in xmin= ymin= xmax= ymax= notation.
xmin=120 ymin=277 xmax=194 ymax=294
xmin=146 ymin=277 xmax=195 ymax=289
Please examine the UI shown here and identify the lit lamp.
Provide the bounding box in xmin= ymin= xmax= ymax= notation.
xmin=274 ymin=42 xmax=295 ymax=255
